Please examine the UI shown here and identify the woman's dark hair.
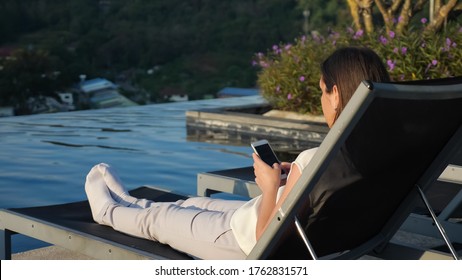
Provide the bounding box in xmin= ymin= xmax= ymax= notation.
xmin=321 ymin=47 xmax=390 ymax=116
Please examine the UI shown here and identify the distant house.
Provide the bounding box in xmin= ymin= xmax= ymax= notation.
xmin=217 ymin=87 xmax=260 ymax=98
xmin=160 ymin=87 xmax=189 ymax=102
xmin=27 ymin=96 xmax=74 ymax=114
xmin=57 ymin=92 xmax=75 ymax=110
xmin=79 ymin=78 xmax=117 ymax=94
xmin=77 ymin=77 xmax=137 ymax=108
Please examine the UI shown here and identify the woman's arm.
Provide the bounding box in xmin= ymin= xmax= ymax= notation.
xmin=253 ymin=153 xmax=302 ymax=240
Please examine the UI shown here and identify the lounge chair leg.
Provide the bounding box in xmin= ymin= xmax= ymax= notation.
xmin=294 ymin=216 xmax=318 ymax=260
xmin=417 ymin=186 xmax=460 ymax=260
xmin=0 ymin=229 xmax=13 ymax=260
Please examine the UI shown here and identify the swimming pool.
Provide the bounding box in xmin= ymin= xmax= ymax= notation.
xmin=0 ymin=96 xmax=268 ymax=252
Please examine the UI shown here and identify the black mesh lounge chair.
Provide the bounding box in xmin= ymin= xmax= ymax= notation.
xmin=1 ymin=78 xmax=462 ymax=260
xmin=248 ymin=78 xmax=462 ymax=260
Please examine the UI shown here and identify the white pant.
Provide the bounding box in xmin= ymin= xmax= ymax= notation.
xmin=102 ymin=194 xmax=247 ymax=259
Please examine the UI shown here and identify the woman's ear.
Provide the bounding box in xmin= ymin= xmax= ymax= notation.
xmin=331 ymin=84 xmax=340 ymax=111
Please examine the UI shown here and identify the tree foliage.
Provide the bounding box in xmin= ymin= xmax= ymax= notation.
xmin=0 ymin=0 xmax=310 ymax=104
xmin=0 ymin=48 xmax=65 ymax=113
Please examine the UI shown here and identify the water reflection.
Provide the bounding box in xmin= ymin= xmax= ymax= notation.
xmin=0 ymin=96 xmax=267 ymax=210
xmin=101 ymin=128 xmax=132 ymax=132
xmin=42 ymin=140 xmax=140 ymax=151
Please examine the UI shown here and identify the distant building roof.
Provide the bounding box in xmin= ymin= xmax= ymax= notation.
xmin=79 ymin=78 xmax=116 ymax=93
xmin=217 ymin=87 xmax=260 ymax=98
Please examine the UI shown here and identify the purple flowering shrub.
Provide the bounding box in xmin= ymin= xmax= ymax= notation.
xmin=253 ymin=35 xmax=335 ymax=115
xmin=362 ymin=23 xmax=462 ymax=81
xmin=254 ymin=22 xmax=462 ymax=115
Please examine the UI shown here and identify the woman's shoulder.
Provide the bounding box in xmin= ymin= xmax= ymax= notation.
xmin=293 ymin=147 xmax=319 ymax=170
xmin=296 ymin=147 xmax=319 ymax=161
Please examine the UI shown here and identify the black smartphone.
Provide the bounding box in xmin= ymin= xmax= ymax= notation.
xmin=251 ymin=139 xmax=287 ymax=179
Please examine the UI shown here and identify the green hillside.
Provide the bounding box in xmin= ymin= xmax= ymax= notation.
xmin=0 ymin=0 xmax=347 ymax=108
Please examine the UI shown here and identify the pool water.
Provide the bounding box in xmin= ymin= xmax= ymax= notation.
xmin=0 ymin=96 xmax=267 ymax=253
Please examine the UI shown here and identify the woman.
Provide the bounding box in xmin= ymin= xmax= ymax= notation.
xmin=84 ymin=46 xmax=390 ymax=259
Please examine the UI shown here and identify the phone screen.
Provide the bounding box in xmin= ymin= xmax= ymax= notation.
xmin=253 ymin=142 xmax=287 ymax=179
xmin=254 ymin=143 xmax=280 ymax=166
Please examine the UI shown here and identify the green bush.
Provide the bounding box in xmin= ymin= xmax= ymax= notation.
xmin=254 ymin=22 xmax=462 ymax=115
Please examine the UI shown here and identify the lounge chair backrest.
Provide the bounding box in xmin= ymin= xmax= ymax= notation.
xmin=248 ymin=77 xmax=462 ymax=259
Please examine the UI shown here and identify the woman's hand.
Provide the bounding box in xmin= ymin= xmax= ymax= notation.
xmin=253 ymin=152 xmax=281 ymax=240
xmin=280 ymin=161 xmax=291 ymax=175
xmin=279 ymin=161 xmax=291 ymax=186
xmin=252 ymin=153 xmax=280 ymax=194
xmin=253 ymin=154 xmax=302 ymax=241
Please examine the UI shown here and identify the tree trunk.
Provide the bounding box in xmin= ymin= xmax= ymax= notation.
xmin=413 ymin=0 xmax=427 ymax=12
xmin=359 ymin=0 xmax=374 ymax=33
xmin=374 ymin=0 xmax=392 ymax=33
xmin=435 ymin=0 xmax=443 ymax=15
xmin=347 ymin=0 xmax=362 ymax=30
xmin=425 ymin=0 xmax=458 ymax=34
xmin=391 ymin=0 xmax=404 ymax=14
xmin=396 ymin=0 xmax=413 ymax=35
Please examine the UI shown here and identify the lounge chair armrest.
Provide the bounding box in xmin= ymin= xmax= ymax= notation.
xmin=197 ymin=166 xmax=260 ymax=198
xmin=439 ymin=164 xmax=462 ymax=185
